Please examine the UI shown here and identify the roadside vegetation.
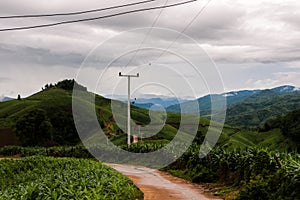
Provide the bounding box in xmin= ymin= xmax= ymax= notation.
xmin=0 ymin=156 xmax=143 ymax=200
xmin=1 ymin=144 xmax=299 ymax=200
xmin=163 ymin=145 xmax=300 ymax=200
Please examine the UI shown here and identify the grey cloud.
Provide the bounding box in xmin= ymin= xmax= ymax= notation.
xmin=0 ymin=77 xmax=11 ymax=83
xmin=281 ymin=13 xmax=300 ymax=31
xmin=171 ymin=5 xmax=247 ymax=41
xmin=0 ymin=43 xmax=84 ymax=68
xmin=206 ymin=45 xmax=300 ymax=65
xmin=0 ymin=0 xmax=300 ymax=97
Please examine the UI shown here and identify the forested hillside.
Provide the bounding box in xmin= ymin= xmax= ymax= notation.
xmin=225 ymin=90 xmax=300 ymax=127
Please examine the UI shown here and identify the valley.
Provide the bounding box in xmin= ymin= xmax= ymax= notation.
xmin=0 ymin=80 xmax=299 ymax=199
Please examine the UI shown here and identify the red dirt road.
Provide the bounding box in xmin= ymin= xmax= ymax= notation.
xmin=107 ymin=163 xmax=222 ymax=200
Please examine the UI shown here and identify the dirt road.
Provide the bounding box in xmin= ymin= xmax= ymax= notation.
xmin=107 ymin=163 xmax=222 ymax=200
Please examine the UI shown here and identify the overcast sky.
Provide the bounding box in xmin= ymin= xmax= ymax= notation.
xmin=0 ymin=0 xmax=299 ymax=100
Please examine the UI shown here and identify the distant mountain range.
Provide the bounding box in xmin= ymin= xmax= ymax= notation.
xmin=165 ymin=85 xmax=300 ymax=127
xmin=0 ymin=96 xmax=14 ymax=102
xmin=129 ymin=86 xmax=298 ymax=111
xmin=133 ymin=97 xmax=187 ymax=110
xmin=167 ymin=85 xmax=300 ymax=113
xmin=107 ymin=94 xmax=188 ymax=110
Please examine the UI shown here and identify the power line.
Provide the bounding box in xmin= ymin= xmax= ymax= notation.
xmin=124 ymin=0 xmax=169 ymax=68
xmin=0 ymin=0 xmax=155 ymax=19
xmin=0 ymin=0 xmax=197 ymax=32
xmin=153 ymin=0 xmax=212 ymax=63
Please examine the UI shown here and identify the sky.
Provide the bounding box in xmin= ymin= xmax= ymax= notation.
xmin=0 ymin=0 xmax=299 ymax=100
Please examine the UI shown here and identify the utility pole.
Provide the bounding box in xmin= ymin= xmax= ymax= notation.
xmin=119 ymin=72 xmax=139 ymax=146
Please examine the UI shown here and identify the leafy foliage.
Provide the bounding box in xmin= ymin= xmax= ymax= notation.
xmin=260 ymin=109 xmax=300 ymax=150
xmin=42 ymin=79 xmax=87 ymax=91
xmin=1 ymin=143 xmax=300 ymax=199
xmin=0 ymin=156 xmax=143 ymax=200
xmin=15 ymin=109 xmax=53 ymax=146
xmin=163 ymin=145 xmax=300 ymax=200
xmin=0 ymin=145 xmax=92 ymax=158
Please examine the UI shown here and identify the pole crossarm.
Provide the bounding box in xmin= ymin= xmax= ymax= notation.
xmin=119 ymin=72 xmax=139 ymax=77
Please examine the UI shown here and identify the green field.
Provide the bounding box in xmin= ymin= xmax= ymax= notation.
xmin=0 ymin=156 xmax=143 ymax=200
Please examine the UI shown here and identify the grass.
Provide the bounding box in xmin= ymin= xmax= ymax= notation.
xmin=210 ymin=184 xmax=240 ymax=200
xmin=220 ymin=128 xmax=298 ymax=152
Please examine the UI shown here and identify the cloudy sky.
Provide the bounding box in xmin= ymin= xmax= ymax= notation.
xmin=0 ymin=0 xmax=299 ymax=100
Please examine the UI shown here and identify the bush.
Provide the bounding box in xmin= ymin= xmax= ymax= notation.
xmin=0 ymin=145 xmax=92 ymax=158
xmin=163 ymin=145 xmax=300 ymax=199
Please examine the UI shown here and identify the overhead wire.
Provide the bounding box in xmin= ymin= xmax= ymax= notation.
xmin=0 ymin=0 xmax=155 ymax=19
xmin=0 ymin=0 xmax=197 ymax=32
xmin=124 ymin=0 xmax=170 ymax=68
xmin=152 ymin=0 xmax=212 ymax=63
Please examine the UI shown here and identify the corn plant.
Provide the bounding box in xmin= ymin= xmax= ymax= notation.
xmin=0 ymin=156 xmax=143 ymax=200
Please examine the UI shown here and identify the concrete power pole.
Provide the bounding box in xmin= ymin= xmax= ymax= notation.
xmin=119 ymin=72 xmax=139 ymax=146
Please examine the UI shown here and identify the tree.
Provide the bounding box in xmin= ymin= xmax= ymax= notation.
xmin=16 ymin=109 xmax=53 ymax=146
xmin=56 ymin=79 xmax=87 ymax=91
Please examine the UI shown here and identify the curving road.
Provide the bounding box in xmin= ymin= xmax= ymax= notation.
xmin=107 ymin=163 xmax=222 ymax=200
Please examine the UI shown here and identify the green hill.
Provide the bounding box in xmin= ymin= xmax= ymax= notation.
xmin=219 ymin=128 xmax=298 ymax=152
xmin=0 ymin=81 xmax=86 ymax=146
xmin=0 ymin=79 xmax=213 ymax=147
xmin=167 ymin=86 xmax=300 ymax=128
xmin=260 ymin=108 xmax=300 ymax=144
xmin=218 ymin=109 xmax=300 ymax=152
xmin=225 ymin=90 xmax=300 ymax=127
xmin=1 ymin=79 xmax=298 ymax=153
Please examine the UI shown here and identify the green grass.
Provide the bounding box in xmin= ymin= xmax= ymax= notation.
xmin=219 ymin=128 xmax=298 ymax=152
xmin=0 ymin=156 xmax=143 ymax=200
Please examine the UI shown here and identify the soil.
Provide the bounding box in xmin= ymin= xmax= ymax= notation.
xmin=107 ymin=163 xmax=223 ymax=200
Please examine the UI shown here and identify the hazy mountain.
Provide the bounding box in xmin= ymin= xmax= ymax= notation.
xmin=225 ymin=89 xmax=300 ymax=127
xmin=167 ymin=89 xmax=261 ymax=116
xmin=271 ymin=85 xmax=300 ymax=92
xmin=167 ymin=85 xmax=300 ymax=118
xmin=0 ymin=96 xmax=14 ymax=102
xmin=107 ymin=94 xmax=189 ymax=110
xmin=133 ymin=97 xmax=187 ymax=110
